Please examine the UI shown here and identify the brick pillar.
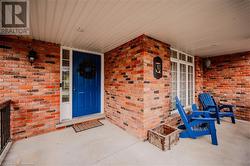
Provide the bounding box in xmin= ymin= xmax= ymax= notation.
xmin=194 ymin=56 xmax=204 ymax=107
xmin=142 ymin=36 xmax=171 ymax=139
xmin=104 ymin=35 xmax=172 ymax=140
xmin=104 ymin=35 xmax=145 ymax=138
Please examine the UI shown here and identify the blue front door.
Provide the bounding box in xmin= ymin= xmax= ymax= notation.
xmin=72 ymin=51 xmax=101 ymax=117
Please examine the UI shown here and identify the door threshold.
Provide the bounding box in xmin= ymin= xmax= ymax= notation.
xmin=56 ymin=113 xmax=105 ymax=128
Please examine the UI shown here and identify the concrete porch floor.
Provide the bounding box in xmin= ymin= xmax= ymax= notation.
xmin=3 ymin=119 xmax=250 ymax=166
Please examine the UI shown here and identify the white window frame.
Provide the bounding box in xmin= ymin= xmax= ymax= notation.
xmin=60 ymin=46 xmax=104 ymax=122
xmin=170 ymin=48 xmax=195 ymax=114
xmin=60 ymin=48 xmax=73 ymax=121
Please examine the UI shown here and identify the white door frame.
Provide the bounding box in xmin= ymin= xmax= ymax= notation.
xmin=60 ymin=46 xmax=104 ymax=122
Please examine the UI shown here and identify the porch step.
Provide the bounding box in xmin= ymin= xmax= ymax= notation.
xmin=56 ymin=113 xmax=105 ymax=128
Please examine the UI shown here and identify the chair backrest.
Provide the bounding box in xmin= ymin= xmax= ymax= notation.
xmin=199 ymin=93 xmax=216 ymax=110
xmin=175 ymin=97 xmax=191 ymax=129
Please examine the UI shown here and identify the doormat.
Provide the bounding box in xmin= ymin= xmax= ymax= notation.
xmin=72 ymin=120 xmax=103 ymax=133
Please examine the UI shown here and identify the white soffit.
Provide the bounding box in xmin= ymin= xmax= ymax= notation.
xmin=30 ymin=0 xmax=250 ymax=57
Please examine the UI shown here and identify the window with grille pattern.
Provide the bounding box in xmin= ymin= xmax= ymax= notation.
xmin=170 ymin=49 xmax=194 ymax=111
xmin=61 ymin=49 xmax=70 ymax=102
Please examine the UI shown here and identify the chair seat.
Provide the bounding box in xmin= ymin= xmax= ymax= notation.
xmin=192 ymin=124 xmax=209 ymax=131
xmin=207 ymin=112 xmax=217 ymax=118
xmin=177 ymin=124 xmax=186 ymax=130
xmin=178 ymin=123 xmax=209 ymax=131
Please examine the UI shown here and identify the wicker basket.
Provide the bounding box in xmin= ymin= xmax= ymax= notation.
xmin=148 ymin=124 xmax=179 ymax=151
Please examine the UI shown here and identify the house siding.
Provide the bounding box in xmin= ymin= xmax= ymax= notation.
xmin=0 ymin=36 xmax=61 ymax=140
xmin=202 ymin=52 xmax=250 ymax=121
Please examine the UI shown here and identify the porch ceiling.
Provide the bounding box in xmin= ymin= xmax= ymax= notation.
xmin=30 ymin=0 xmax=250 ymax=56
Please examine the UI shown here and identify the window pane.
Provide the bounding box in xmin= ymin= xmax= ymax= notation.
xmin=171 ymin=50 xmax=177 ymax=59
xmin=62 ymin=71 xmax=69 ymax=91
xmin=171 ymin=62 xmax=177 ymax=110
xmin=62 ymin=95 xmax=69 ymax=102
xmin=180 ymin=64 xmax=186 ymax=106
xmin=62 ymin=60 xmax=69 ymax=67
xmin=179 ymin=53 xmax=186 ymax=61
xmin=61 ymin=49 xmax=70 ymax=103
xmin=62 ymin=49 xmax=70 ymax=59
xmin=187 ymin=56 xmax=193 ymax=63
xmin=188 ymin=66 xmax=193 ymax=105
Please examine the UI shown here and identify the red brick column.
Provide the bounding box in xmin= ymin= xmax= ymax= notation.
xmin=142 ymin=36 xmax=171 ymax=139
xmin=194 ymin=56 xmax=204 ymax=107
xmin=104 ymin=35 xmax=145 ymax=138
xmin=104 ymin=35 xmax=172 ymax=140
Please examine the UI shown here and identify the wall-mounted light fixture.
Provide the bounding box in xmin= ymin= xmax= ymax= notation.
xmin=76 ymin=27 xmax=84 ymax=33
xmin=153 ymin=56 xmax=162 ymax=79
xmin=204 ymin=58 xmax=211 ymax=69
xmin=27 ymin=49 xmax=37 ymax=65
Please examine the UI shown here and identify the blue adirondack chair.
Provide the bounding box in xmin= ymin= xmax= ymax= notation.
xmin=175 ymin=97 xmax=218 ymax=145
xmin=199 ymin=93 xmax=235 ymax=124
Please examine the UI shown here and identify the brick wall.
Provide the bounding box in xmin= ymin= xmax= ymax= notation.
xmin=105 ymin=35 xmax=250 ymax=141
xmin=0 ymin=36 xmax=60 ymax=140
xmin=202 ymin=52 xmax=250 ymax=121
xmin=2 ymin=34 xmax=248 ymax=141
xmin=194 ymin=56 xmax=204 ymax=106
xmin=104 ymin=35 xmax=145 ymax=138
xmin=142 ymin=36 xmax=172 ymax=136
xmin=104 ymin=35 xmax=174 ymax=140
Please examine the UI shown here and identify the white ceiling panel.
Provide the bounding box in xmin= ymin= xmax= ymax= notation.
xmin=29 ymin=0 xmax=250 ymax=56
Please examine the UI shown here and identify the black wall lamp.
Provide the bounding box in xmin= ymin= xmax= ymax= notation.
xmin=204 ymin=58 xmax=211 ymax=69
xmin=27 ymin=49 xmax=37 ymax=65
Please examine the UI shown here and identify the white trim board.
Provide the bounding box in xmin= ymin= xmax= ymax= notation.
xmin=60 ymin=46 xmax=104 ymax=122
xmin=170 ymin=48 xmax=195 ymax=114
xmin=0 ymin=141 xmax=12 ymax=165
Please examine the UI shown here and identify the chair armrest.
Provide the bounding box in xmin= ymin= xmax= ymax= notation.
xmin=206 ymin=104 xmax=217 ymax=108
xmin=191 ymin=111 xmax=211 ymax=117
xmin=205 ymin=105 xmax=218 ymax=112
xmin=191 ymin=117 xmax=215 ymax=121
xmin=189 ymin=117 xmax=216 ymax=127
xmin=219 ymin=104 xmax=235 ymax=109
